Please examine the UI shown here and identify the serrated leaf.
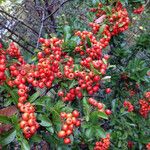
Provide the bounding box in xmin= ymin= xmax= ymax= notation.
xmin=33 ymin=96 xmax=51 ymax=106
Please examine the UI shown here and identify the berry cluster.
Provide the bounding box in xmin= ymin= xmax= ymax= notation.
xmin=94 ymin=134 xmax=110 ymax=150
xmin=109 ymin=2 xmax=130 ymax=35
xmin=0 ymin=45 xmax=6 ymax=85
xmin=60 ymin=87 xmax=83 ymax=102
xmin=89 ymin=22 xmax=100 ymax=34
xmin=133 ymin=5 xmax=144 ymax=14
xmin=7 ymin=42 xmax=21 ymax=58
xmin=90 ymin=3 xmax=105 ymax=18
xmin=58 ymin=110 xmax=80 ymax=144
xmin=139 ymin=92 xmax=150 ymax=118
xmin=19 ymin=102 xmax=39 ymax=138
xmin=5 ymin=43 xmax=39 ymax=138
xmin=88 ymin=98 xmax=112 ymax=115
xmin=123 ymin=101 xmax=134 ymax=112
xmin=37 ymin=37 xmax=63 ymax=88
xmin=90 ymin=2 xmax=130 ymax=36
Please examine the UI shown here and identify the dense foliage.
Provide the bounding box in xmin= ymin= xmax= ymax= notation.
xmin=0 ymin=0 xmax=150 ymax=150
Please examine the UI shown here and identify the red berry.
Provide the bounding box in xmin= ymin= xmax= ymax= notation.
xmin=64 ymin=138 xmax=71 ymax=144
xmin=105 ymin=88 xmax=111 ymax=94
xmin=72 ymin=110 xmax=80 ymax=118
xmin=58 ymin=130 xmax=66 ymax=138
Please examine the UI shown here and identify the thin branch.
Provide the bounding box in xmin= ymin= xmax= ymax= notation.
xmin=8 ymin=36 xmax=34 ymax=55
xmin=0 ymin=9 xmax=39 ymax=35
xmin=36 ymin=10 xmax=45 ymax=49
xmin=43 ymin=0 xmax=71 ymax=22
xmin=0 ymin=22 xmax=35 ymax=50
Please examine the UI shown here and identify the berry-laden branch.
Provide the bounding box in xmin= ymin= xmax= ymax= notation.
xmin=0 ymin=1 xmax=140 ymax=149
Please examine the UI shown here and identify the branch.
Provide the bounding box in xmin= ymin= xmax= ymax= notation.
xmin=45 ymin=0 xmax=57 ymax=32
xmin=0 ymin=9 xmax=39 ymax=35
xmin=36 ymin=10 xmax=45 ymax=49
xmin=0 ymin=22 xmax=35 ymax=50
xmin=8 ymin=36 xmax=34 ymax=55
xmin=43 ymin=0 xmax=71 ymax=22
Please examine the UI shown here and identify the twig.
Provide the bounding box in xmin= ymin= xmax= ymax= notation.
xmin=8 ymin=36 xmax=34 ymax=55
xmin=36 ymin=10 xmax=45 ymax=49
xmin=43 ymin=0 xmax=71 ymax=22
xmin=0 ymin=22 xmax=34 ymax=55
xmin=0 ymin=9 xmax=39 ymax=35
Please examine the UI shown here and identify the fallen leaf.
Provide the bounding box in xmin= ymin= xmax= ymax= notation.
xmin=0 ymin=106 xmax=18 ymax=134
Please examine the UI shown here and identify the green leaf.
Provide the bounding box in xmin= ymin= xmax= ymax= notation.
xmin=86 ymin=37 xmax=92 ymax=47
xmin=71 ymin=36 xmax=80 ymax=45
xmin=64 ymin=25 xmax=72 ymax=42
xmin=0 ymin=130 xmax=16 ymax=146
xmin=90 ymin=111 xmax=108 ymax=121
xmin=21 ymin=139 xmax=30 ymax=150
xmin=3 ymin=84 xmax=18 ymax=104
xmin=111 ymin=99 xmax=117 ymax=112
xmin=97 ymin=111 xmax=108 ymax=119
xmin=85 ymin=128 xmax=93 ymax=138
xmin=95 ymin=127 xmax=106 ymax=138
xmin=69 ymin=80 xmax=77 ymax=89
xmin=33 ymin=96 xmax=51 ymax=106
xmin=99 ymin=24 xmax=106 ymax=34
xmin=0 ymin=115 xmax=11 ymax=124
xmin=30 ymin=134 xmax=42 ymax=143
xmin=82 ymin=97 xmax=90 ymax=121
xmin=138 ymin=137 xmax=150 ymax=144
xmin=29 ymin=92 xmax=40 ymax=103
xmin=46 ymin=126 xmax=54 ymax=134
xmin=38 ymin=114 xmax=52 ymax=127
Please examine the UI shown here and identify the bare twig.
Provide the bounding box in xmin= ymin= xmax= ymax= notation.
xmin=43 ymin=0 xmax=71 ymax=22
xmin=36 ymin=10 xmax=45 ymax=49
xmin=0 ymin=22 xmax=35 ymax=54
xmin=8 ymin=36 xmax=34 ymax=55
xmin=0 ymin=9 xmax=39 ymax=35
